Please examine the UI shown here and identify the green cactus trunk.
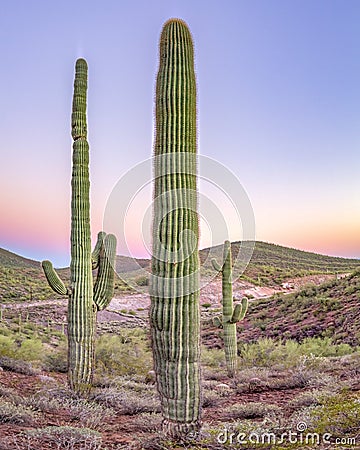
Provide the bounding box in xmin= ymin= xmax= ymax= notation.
xmin=149 ymin=19 xmax=202 ymax=440
xmin=212 ymin=241 xmax=248 ymax=377
xmin=68 ymin=58 xmax=95 ymax=394
xmin=42 ymin=59 xmax=116 ymax=396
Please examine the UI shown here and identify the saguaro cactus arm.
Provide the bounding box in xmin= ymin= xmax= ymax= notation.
xmin=42 ymin=260 xmax=68 ymax=295
xmin=93 ymin=233 xmax=117 ymax=311
xmin=229 ymin=297 xmax=248 ymax=324
xmin=92 ymin=231 xmax=106 ymax=269
xmin=212 ymin=316 xmax=223 ymax=328
xmin=211 ymin=258 xmax=223 ymax=272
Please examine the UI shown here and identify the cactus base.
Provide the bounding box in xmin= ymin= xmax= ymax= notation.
xmin=162 ymin=418 xmax=202 ymax=442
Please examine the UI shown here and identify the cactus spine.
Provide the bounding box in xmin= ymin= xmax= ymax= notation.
xmin=150 ymin=19 xmax=202 ymax=440
xmin=42 ymin=59 xmax=116 ymax=395
xmin=212 ymin=241 xmax=248 ymax=377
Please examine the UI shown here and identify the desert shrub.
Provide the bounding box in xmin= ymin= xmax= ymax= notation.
xmin=223 ymin=402 xmax=282 ymax=420
xmin=0 ymin=399 xmax=37 ymax=425
xmin=297 ymin=284 xmax=319 ymax=298
xmin=0 ymin=385 xmax=18 ymax=401
xmin=0 ymin=335 xmax=16 ymax=358
xmin=131 ymin=412 xmax=162 ymax=432
xmin=23 ymin=426 xmax=102 ymax=450
xmin=268 ymin=371 xmax=311 ymax=390
xmin=239 ymin=337 xmax=355 ymax=369
xmin=239 ymin=338 xmax=278 ymax=367
xmin=95 ymin=329 xmax=152 ymax=377
xmin=0 ymin=325 xmax=11 ymax=337
xmin=201 ymin=346 xmax=225 ymax=368
xmin=24 ymin=394 xmax=64 ymax=414
xmin=234 ymin=367 xmax=271 ymax=393
xmin=344 ymin=285 xmax=358 ymax=295
xmin=43 ymin=342 xmax=68 ymax=372
xmin=202 ymin=389 xmax=222 ymax=407
xmin=202 ymin=303 xmax=212 ymax=309
xmin=92 ymin=385 xmax=160 ymax=415
xmin=0 ymin=356 xmax=38 ymax=375
xmin=63 ymin=399 xmax=114 ymax=429
xmin=135 ymin=275 xmax=149 ymax=286
xmin=286 ymin=391 xmax=319 ymax=411
xmin=299 ymin=337 xmax=353 ymax=357
xmin=309 ymin=392 xmax=360 ymax=437
xmin=16 ymin=337 xmax=44 ymax=362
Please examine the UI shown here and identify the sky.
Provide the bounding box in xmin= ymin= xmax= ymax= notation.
xmin=0 ymin=0 xmax=359 ymax=267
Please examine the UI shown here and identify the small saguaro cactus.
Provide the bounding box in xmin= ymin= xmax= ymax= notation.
xmin=150 ymin=19 xmax=202 ymax=440
xmin=212 ymin=240 xmax=248 ymax=377
xmin=41 ymin=58 xmax=117 ymax=395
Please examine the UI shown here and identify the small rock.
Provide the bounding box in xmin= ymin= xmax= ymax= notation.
xmin=248 ymin=377 xmax=267 ymax=391
xmin=37 ymin=374 xmax=56 ymax=383
xmin=215 ymin=383 xmax=230 ymax=390
xmin=145 ymin=370 xmax=156 ymax=384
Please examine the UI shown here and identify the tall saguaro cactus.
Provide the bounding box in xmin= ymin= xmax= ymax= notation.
xmin=42 ymin=59 xmax=116 ymax=395
xmin=150 ymin=19 xmax=202 ymax=440
xmin=212 ymin=241 xmax=248 ymax=377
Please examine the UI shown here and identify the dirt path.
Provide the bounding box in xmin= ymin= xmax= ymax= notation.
xmin=1 ymin=298 xmax=67 ymax=310
xmin=1 ymin=273 xmax=342 ymax=320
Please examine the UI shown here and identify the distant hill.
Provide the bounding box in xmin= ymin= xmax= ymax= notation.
xmin=115 ymin=255 xmax=150 ymax=273
xmin=219 ymin=269 xmax=360 ymax=346
xmin=201 ymin=241 xmax=360 ymax=286
xmin=0 ymin=242 xmax=359 ymax=302
xmin=0 ymin=248 xmax=40 ymax=269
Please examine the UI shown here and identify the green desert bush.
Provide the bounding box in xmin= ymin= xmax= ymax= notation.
xmin=95 ymin=330 xmax=152 ymax=377
xmin=16 ymin=337 xmax=44 ymax=362
xmin=201 ymin=346 xmax=225 ymax=369
xmin=300 ymin=337 xmax=353 ymax=357
xmin=135 ymin=275 xmax=149 ymax=286
xmin=309 ymin=391 xmax=360 ymax=437
xmin=43 ymin=341 xmax=68 ymax=372
xmin=239 ymin=337 xmax=355 ymax=369
xmin=0 ymin=335 xmax=16 ymax=358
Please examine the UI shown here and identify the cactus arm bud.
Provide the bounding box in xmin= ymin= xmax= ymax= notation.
xmin=41 ymin=260 xmax=68 ymax=295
